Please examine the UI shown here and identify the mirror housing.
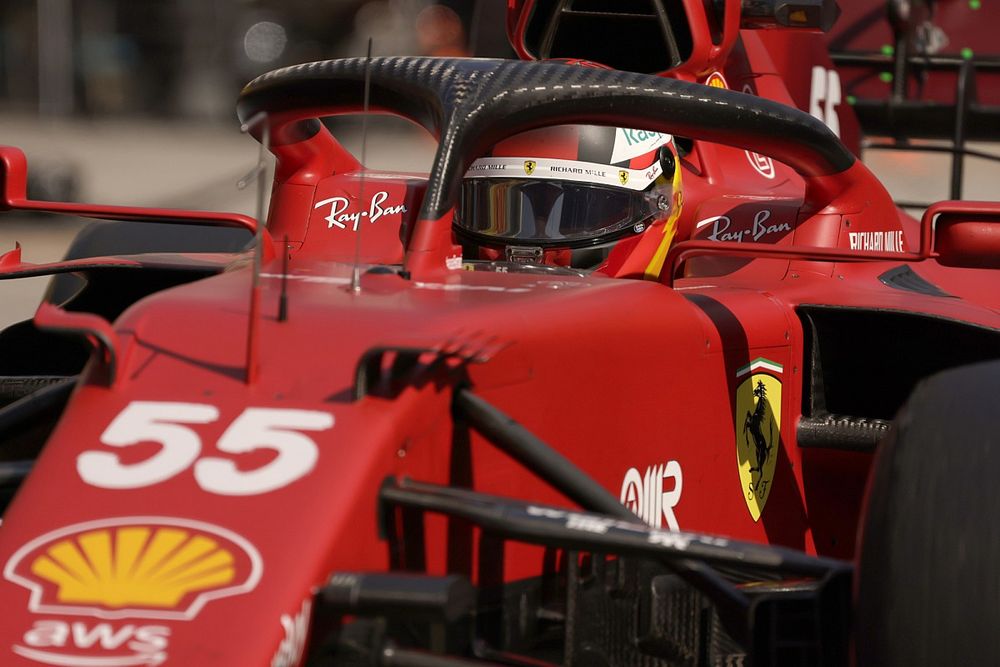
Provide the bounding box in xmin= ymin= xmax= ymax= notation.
xmin=934 ymin=205 xmax=1000 ymax=269
xmin=0 ymin=145 xmax=259 ymax=235
xmin=738 ymin=0 xmax=841 ymax=32
xmin=0 ymin=146 xmax=29 ymax=209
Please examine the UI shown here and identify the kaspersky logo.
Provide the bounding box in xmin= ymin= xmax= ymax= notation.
xmin=4 ymin=517 xmax=263 ymax=621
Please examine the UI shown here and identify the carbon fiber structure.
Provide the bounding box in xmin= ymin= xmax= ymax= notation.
xmin=797 ymin=415 xmax=892 ymax=451
xmin=238 ymin=57 xmax=855 ymax=221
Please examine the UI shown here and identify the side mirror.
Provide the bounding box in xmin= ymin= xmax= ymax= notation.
xmin=932 ymin=202 xmax=1000 ymax=269
xmin=0 ymin=144 xmax=257 ymax=234
xmin=0 ymin=146 xmax=29 ymax=209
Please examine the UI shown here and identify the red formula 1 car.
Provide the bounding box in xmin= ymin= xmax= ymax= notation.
xmin=0 ymin=1 xmax=999 ymax=665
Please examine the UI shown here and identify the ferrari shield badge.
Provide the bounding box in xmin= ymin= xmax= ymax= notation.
xmin=735 ymin=357 xmax=782 ymax=521
xmin=523 ymin=160 xmax=536 ymax=175
xmin=618 ymin=170 xmax=629 ymax=185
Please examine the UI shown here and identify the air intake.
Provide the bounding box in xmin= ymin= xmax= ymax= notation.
xmin=523 ymin=0 xmax=694 ymax=73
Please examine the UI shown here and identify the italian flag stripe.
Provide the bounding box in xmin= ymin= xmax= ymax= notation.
xmin=736 ymin=357 xmax=783 ymax=377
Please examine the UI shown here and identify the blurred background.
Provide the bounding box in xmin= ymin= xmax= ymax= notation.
xmin=0 ymin=0 xmax=513 ymax=324
xmin=0 ymin=0 xmax=997 ymax=327
xmin=1 ymin=0 xmax=515 ymax=207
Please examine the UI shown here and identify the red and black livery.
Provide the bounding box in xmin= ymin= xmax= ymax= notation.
xmin=0 ymin=1 xmax=997 ymax=665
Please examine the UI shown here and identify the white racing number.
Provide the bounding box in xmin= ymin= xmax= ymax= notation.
xmin=78 ymin=401 xmax=334 ymax=495
xmin=809 ymin=65 xmax=842 ymax=137
xmin=195 ymin=408 xmax=329 ymax=495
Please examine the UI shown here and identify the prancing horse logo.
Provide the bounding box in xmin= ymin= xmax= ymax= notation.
xmin=744 ymin=381 xmax=773 ymax=473
xmin=734 ymin=358 xmax=782 ymax=521
xmin=523 ymin=160 xmax=536 ymax=176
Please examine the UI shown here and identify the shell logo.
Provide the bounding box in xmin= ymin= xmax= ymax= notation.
xmin=704 ymin=72 xmax=728 ymax=89
xmin=4 ymin=517 xmax=263 ymax=620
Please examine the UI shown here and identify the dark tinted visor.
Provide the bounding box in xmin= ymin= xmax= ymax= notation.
xmin=457 ymin=179 xmax=659 ymax=246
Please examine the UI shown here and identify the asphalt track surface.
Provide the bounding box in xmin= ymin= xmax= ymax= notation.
xmin=0 ymin=113 xmax=997 ymax=330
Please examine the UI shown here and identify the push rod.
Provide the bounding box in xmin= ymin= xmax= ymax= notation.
xmin=452 ymin=388 xmax=635 ymax=523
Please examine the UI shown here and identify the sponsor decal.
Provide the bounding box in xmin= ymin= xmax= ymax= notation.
xmin=849 ymin=230 xmax=905 ymax=252
xmin=647 ymin=530 xmax=693 ymax=550
xmin=78 ymin=403 xmax=333 ymax=496
xmin=744 ymin=150 xmax=776 ymax=179
xmin=695 ymin=209 xmax=791 ymax=243
xmin=526 ymin=506 xmax=729 ymax=553
xmin=467 ymin=162 xmax=507 ymax=173
xmin=551 ymin=164 xmax=609 ymax=178
xmin=445 ymin=255 xmax=463 ymax=270
xmin=740 ymin=84 xmax=777 ymax=179
xmin=271 ymin=599 xmax=311 ymax=667
xmin=565 ymin=514 xmax=616 ymax=535
xmin=526 ymin=507 xmax=611 ymax=534
xmin=735 ymin=358 xmax=783 ymax=521
xmin=313 ymin=191 xmax=407 ymax=231
xmin=465 ymin=156 xmax=660 ymax=191
xmin=609 ymin=127 xmax=673 ymax=164
xmin=705 ymin=71 xmax=728 ymax=89
xmin=4 ymin=517 xmax=262 ymax=620
xmin=14 ymin=620 xmax=170 ymax=666
xmin=526 ymin=507 xmax=619 ymax=536
xmin=620 ymin=461 xmax=683 ymax=530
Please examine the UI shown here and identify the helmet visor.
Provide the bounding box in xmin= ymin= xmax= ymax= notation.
xmin=457 ymin=178 xmax=663 ymax=247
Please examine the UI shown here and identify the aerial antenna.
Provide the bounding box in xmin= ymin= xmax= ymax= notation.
xmin=467 ymin=1 xmax=484 ymax=56
xmin=238 ymin=110 xmax=271 ymax=383
xmin=350 ymin=37 xmax=374 ymax=294
xmin=278 ymin=234 xmax=289 ymax=322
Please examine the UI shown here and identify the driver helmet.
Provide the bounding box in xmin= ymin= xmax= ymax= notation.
xmin=455 ymin=124 xmax=682 ymax=273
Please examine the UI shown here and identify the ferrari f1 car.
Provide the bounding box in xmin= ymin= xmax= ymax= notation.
xmin=0 ymin=0 xmax=998 ymax=665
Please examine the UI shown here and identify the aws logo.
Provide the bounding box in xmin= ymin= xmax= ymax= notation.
xmin=4 ymin=517 xmax=262 ymax=621
xmin=15 ymin=620 xmax=170 ymax=667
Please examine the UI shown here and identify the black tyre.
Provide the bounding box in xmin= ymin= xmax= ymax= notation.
xmin=856 ymin=359 xmax=1000 ymax=666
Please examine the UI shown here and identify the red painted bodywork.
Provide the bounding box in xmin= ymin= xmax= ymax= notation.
xmin=0 ymin=9 xmax=997 ymax=666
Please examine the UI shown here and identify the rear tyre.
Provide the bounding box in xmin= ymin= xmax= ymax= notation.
xmin=856 ymin=360 xmax=1000 ymax=666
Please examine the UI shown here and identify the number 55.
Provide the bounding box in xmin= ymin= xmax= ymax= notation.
xmin=77 ymin=402 xmax=334 ymax=496
xmin=809 ymin=65 xmax=842 ymax=137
